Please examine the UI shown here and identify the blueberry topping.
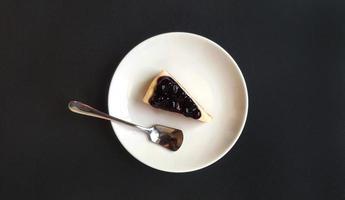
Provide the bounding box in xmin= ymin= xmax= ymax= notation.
xmin=148 ymin=76 xmax=201 ymax=119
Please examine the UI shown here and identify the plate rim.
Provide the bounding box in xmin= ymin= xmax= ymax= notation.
xmin=108 ymin=32 xmax=249 ymax=173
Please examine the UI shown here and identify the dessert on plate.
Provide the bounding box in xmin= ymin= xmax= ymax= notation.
xmin=143 ymin=70 xmax=212 ymax=122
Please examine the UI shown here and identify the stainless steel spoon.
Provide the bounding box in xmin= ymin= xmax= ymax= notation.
xmin=68 ymin=101 xmax=183 ymax=151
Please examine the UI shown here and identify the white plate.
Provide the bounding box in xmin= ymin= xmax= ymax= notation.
xmin=108 ymin=32 xmax=248 ymax=173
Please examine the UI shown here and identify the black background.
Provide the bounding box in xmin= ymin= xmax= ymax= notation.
xmin=1 ymin=0 xmax=344 ymax=199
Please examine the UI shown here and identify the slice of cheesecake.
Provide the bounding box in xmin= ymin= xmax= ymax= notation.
xmin=143 ymin=70 xmax=212 ymax=122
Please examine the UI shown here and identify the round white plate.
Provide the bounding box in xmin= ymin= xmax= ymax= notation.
xmin=108 ymin=32 xmax=248 ymax=173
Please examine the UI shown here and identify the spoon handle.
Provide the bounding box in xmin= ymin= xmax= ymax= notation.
xmin=68 ymin=101 xmax=149 ymax=132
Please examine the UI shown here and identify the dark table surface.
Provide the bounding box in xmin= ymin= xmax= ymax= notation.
xmin=1 ymin=0 xmax=344 ymax=199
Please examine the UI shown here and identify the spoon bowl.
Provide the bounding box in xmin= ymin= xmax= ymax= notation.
xmin=152 ymin=125 xmax=183 ymax=151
